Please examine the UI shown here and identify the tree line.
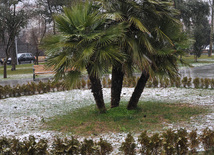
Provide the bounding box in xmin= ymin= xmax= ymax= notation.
xmin=0 ymin=0 xmax=213 ymax=112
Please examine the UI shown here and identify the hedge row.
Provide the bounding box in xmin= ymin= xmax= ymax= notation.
xmin=1 ymin=128 xmax=214 ymax=154
xmin=0 ymin=79 xmax=88 ymax=99
xmin=145 ymin=76 xmax=214 ymax=89
xmin=1 ymin=76 xmax=214 ymax=99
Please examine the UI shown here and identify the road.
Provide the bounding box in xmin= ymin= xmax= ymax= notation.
xmin=179 ymin=64 xmax=214 ymax=79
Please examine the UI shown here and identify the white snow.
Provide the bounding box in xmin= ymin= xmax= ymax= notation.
xmin=0 ymin=87 xmax=214 ymax=154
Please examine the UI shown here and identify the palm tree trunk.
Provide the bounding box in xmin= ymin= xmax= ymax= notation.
xmin=87 ymin=65 xmax=106 ymax=113
xmin=127 ymin=70 xmax=150 ymax=110
xmin=111 ymin=65 xmax=124 ymax=108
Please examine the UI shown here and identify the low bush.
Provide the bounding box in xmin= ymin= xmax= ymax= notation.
xmin=1 ymin=128 xmax=214 ymax=154
xmin=0 ymin=76 xmax=214 ymax=100
xmin=120 ymin=133 xmax=136 ymax=155
xmin=193 ymin=78 xmax=200 ymax=88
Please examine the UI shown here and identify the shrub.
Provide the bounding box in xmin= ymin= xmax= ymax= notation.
xmin=204 ymin=78 xmax=210 ymax=89
xmin=80 ymin=138 xmax=99 ymax=154
xmin=187 ymin=77 xmax=192 ymax=88
xmin=98 ymin=138 xmax=113 ymax=155
xmin=138 ymin=131 xmax=162 ymax=154
xmin=189 ymin=129 xmax=199 ymax=154
xmin=50 ymin=81 xmax=57 ymax=92
xmin=211 ymin=79 xmax=214 ymax=89
xmin=14 ymin=84 xmax=21 ymax=97
xmin=87 ymin=79 xmax=91 ymax=89
xmin=175 ymin=76 xmax=181 ymax=88
xmin=37 ymin=81 xmax=44 ymax=94
xmin=55 ymin=81 xmax=61 ymax=91
xmin=20 ymin=135 xmax=48 ymax=155
xmin=170 ymin=78 xmax=175 ymax=87
xmin=182 ymin=76 xmax=188 ymax=88
xmin=0 ymin=86 xmax=4 ymax=99
xmin=160 ymin=78 xmax=165 ymax=88
xmin=21 ymin=84 xmax=29 ymax=95
xmin=120 ymin=133 xmax=136 ymax=155
xmin=11 ymin=86 xmax=17 ymax=97
xmin=162 ymin=129 xmax=177 ymax=155
xmin=138 ymin=131 xmax=150 ymax=154
xmin=152 ymin=77 xmax=159 ymax=88
xmin=46 ymin=80 xmax=51 ymax=92
xmin=176 ymin=128 xmax=188 ymax=155
xmin=76 ymin=81 xmax=81 ymax=89
xmin=127 ymin=78 xmax=133 ymax=87
xmin=164 ymin=78 xmax=170 ymax=88
xmin=146 ymin=78 xmax=153 ymax=88
xmin=29 ymin=82 xmax=37 ymax=95
xmin=81 ymin=79 xmax=86 ymax=89
xmin=107 ymin=78 xmax=111 ymax=88
xmin=193 ymin=78 xmax=200 ymax=88
xmin=200 ymin=128 xmax=214 ymax=153
xmin=123 ymin=77 xmax=128 ymax=87
xmin=150 ymin=133 xmax=163 ymax=154
xmin=52 ymin=137 xmax=80 ymax=154
xmin=0 ymin=137 xmax=11 ymax=154
xmin=200 ymin=78 xmax=205 ymax=88
xmin=4 ymin=85 xmax=12 ymax=97
xmin=132 ymin=76 xmax=137 ymax=87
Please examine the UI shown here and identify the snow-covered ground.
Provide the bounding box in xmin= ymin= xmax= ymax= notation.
xmin=0 ymin=87 xmax=214 ymax=153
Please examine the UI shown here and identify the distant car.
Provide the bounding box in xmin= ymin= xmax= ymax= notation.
xmin=0 ymin=58 xmax=3 ymax=65
xmin=7 ymin=53 xmax=35 ymax=64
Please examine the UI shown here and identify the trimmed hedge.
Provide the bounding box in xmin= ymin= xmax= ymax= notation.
xmin=1 ymin=76 xmax=214 ymax=100
xmin=1 ymin=128 xmax=214 ymax=154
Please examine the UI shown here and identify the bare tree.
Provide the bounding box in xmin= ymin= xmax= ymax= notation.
xmin=0 ymin=0 xmax=29 ymax=78
xmin=209 ymin=0 xmax=214 ymax=57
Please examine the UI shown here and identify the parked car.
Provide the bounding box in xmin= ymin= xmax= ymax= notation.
xmin=0 ymin=58 xmax=3 ymax=65
xmin=7 ymin=53 xmax=35 ymax=64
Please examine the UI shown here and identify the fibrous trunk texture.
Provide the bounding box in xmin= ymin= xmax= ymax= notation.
xmin=127 ymin=70 xmax=150 ymax=110
xmin=87 ymin=65 xmax=106 ymax=113
xmin=111 ymin=65 xmax=124 ymax=108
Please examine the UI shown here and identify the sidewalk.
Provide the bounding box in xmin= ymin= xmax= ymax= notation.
xmin=0 ymin=77 xmax=53 ymax=86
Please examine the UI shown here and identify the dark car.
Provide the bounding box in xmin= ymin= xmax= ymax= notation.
xmin=7 ymin=53 xmax=35 ymax=64
xmin=0 ymin=58 xmax=3 ymax=65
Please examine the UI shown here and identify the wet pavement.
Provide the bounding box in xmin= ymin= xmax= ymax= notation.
xmin=179 ymin=64 xmax=214 ymax=79
xmin=0 ymin=77 xmax=53 ymax=86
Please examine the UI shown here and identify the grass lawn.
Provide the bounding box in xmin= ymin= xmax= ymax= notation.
xmin=0 ymin=63 xmax=47 ymax=77
xmin=182 ymin=55 xmax=214 ymax=63
xmin=0 ymin=63 xmax=34 ymax=75
xmin=45 ymin=101 xmax=208 ymax=136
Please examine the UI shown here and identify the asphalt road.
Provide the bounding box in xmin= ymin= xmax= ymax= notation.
xmin=0 ymin=77 xmax=53 ymax=86
xmin=179 ymin=64 xmax=214 ymax=79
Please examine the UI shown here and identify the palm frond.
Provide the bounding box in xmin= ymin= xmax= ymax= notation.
xmin=129 ymin=17 xmax=149 ymax=33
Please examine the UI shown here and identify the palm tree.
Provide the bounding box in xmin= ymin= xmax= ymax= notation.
xmin=127 ymin=0 xmax=188 ymax=109
xmin=99 ymin=0 xmax=152 ymax=108
xmin=100 ymin=0 xmax=187 ymax=110
xmin=41 ymin=1 xmax=127 ymax=113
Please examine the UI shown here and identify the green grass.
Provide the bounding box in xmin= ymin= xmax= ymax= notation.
xmin=45 ymin=101 xmax=208 ymax=136
xmin=0 ymin=63 xmax=45 ymax=76
xmin=0 ymin=68 xmax=33 ymax=75
xmin=182 ymin=55 xmax=214 ymax=63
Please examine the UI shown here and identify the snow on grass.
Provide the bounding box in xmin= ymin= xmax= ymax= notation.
xmin=0 ymin=87 xmax=214 ymax=154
